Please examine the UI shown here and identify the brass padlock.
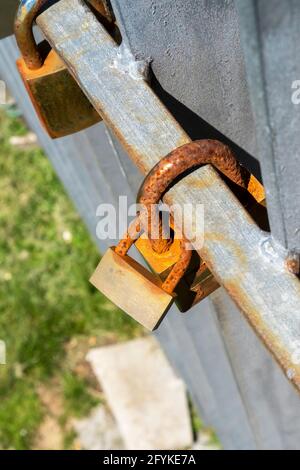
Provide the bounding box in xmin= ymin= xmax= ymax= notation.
xmin=91 ymin=139 xmax=266 ymax=329
xmin=90 ymin=218 xmax=191 ymax=331
xmin=90 ymin=144 xmax=196 ymax=330
xmin=14 ymin=0 xmax=111 ymax=138
xmin=135 ymin=230 xmax=218 ymax=311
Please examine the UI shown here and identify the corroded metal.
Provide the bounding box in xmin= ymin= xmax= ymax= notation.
xmin=15 ymin=0 xmax=48 ymax=70
xmin=14 ymin=0 xmax=112 ymax=70
xmin=115 ymin=219 xmax=191 ymax=296
xmin=137 ymin=139 xmax=250 ymax=253
xmin=135 ymin=232 xmax=182 ymax=276
xmin=115 ymin=218 xmax=191 ymax=295
xmin=112 ymin=139 xmax=251 ymax=299
xmin=134 ymin=139 xmax=262 ymax=305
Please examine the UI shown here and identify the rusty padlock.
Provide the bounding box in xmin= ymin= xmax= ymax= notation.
xmin=14 ymin=0 xmax=111 ymax=138
xmin=91 ymin=140 xmax=265 ymax=329
xmin=90 ymin=221 xmax=191 ymax=331
xmin=90 ymin=159 xmax=195 ymax=330
xmin=135 ymin=139 xmax=266 ymax=311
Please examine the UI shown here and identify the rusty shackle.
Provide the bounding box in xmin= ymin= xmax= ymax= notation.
xmin=138 ymin=139 xmax=250 ymax=254
xmin=115 ymin=140 xmax=250 ymax=294
xmin=14 ymin=0 xmax=112 ymax=70
xmin=14 ymin=0 xmax=49 ymax=70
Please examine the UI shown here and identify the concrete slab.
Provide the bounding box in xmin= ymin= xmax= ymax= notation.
xmin=87 ymin=337 xmax=193 ymax=450
xmin=74 ymin=406 xmax=125 ymax=450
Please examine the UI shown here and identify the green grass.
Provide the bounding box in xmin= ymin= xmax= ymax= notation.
xmin=0 ymin=107 xmax=141 ymax=449
xmin=62 ymin=371 xmax=100 ymax=419
xmin=0 ymin=381 xmax=43 ymax=450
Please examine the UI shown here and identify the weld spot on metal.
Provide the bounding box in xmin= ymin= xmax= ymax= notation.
xmin=110 ymin=43 xmax=150 ymax=81
xmin=260 ymin=236 xmax=287 ymax=271
xmin=260 ymin=236 xmax=300 ymax=273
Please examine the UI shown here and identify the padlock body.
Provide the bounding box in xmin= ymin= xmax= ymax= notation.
xmin=135 ymin=233 xmax=219 ymax=311
xmin=16 ymin=48 xmax=101 ymax=138
xmin=190 ymin=264 xmax=220 ymax=306
xmin=135 ymin=232 xmax=182 ymax=276
xmin=90 ymin=248 xmax=175 ymax=331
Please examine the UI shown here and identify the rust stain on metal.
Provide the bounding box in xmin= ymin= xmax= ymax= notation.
xmin=286 ymin=256 xmax=300 ymax=275
xmin=186 ymin=173 xmax=216 ymax=190
xmin=101 ymin=115 xmax=153 ymax=174
xmin=97 ymin=94 xmax=190 ymax=176
xmin=15 ymin=0 xmax=48 ymax=70
xmin=161 ymin=243 xmax=192 ymax=294
xmin=225 ymin=281 xmax=300 ymax=391
xmin=175 ymin=135 xmax=192 ymax=151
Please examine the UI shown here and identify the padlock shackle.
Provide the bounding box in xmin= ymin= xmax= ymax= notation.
xmin=115 ymin=216 xmax=192 ymax=295
xmin=15 ymin=0 xmax=49 ymax=70
xmin=137 ymin=139 xmax=250 ymax=250
xmin=137 ymin=139 xmax=249 ymax=207
xmin=14 ymin=0 xmax=112 ymax=70
xmin=116 ymin=140 xmax=251 ymax=295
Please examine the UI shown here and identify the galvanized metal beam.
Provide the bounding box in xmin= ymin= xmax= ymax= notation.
xmin=37 ymin=0 xmax=300 ymax=390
